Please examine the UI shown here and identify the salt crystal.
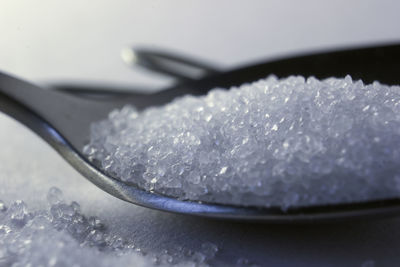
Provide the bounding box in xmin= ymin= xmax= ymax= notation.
xmin=88 ymin=216 xmax=105 ymax=230
xmin=70 ymin=201 xmax=81 ymax=213
xmin=0 ymin=188 xmax=224 ymax=266
xmin=0 ymin=200 xmax=6 ymax=212
xmin=84 ymin=76 xmax=400 ymax=209
xmin=9 ymin=200 xmax=29 ymax=224
xmin=47 ymin=186 xmax=64 ymax=205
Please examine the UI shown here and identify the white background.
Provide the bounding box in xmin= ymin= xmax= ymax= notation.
xmin=1 ymin=1 xmax=400 ymax=266
xmin=1 ymin=0 xmax=399 ymax=87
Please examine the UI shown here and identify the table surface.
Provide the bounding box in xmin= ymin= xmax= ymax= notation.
xmin=1 ymin=1 xmax=400 ymax=266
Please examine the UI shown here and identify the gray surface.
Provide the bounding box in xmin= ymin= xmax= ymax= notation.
xmin=1 ymin=1 xmax=400 ymax=266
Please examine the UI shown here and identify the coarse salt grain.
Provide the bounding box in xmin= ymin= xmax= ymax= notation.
xmin=84 ymin=75 xmax=400 ymax=209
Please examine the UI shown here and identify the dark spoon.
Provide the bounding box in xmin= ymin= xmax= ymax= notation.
xmin=121 ymin=46 xmax=221 ymax=82
xmin=49 ymin=46 xmax=222 ymax=97
xmin=1 ymin=43 xmax=400 ymax=222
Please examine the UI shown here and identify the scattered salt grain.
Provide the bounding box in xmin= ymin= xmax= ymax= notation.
xmin=0 ymin=200 xmax=6 ymax=212
xmin=84 ymin=75 xmax=400 ymax=209
xmin=0 ymin=187 xmax=221 ymax=267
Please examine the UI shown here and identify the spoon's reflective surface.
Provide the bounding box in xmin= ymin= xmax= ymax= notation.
xmin=121 ymin=46 xmax=222 ymax=82
xmin=1 ymin=43 xmax=400 ymax=222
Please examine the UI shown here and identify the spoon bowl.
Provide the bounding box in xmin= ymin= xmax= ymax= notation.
xmin=1 ymin=43 xmax=400 ymax=222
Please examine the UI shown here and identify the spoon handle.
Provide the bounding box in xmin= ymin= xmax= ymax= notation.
xmin=122 ymin=47 xmax=222 ymax=82
xmin=46 ymin=83 xmax=151 ymax=99
xmin=48 ymin=48 xmax=222 ymax=98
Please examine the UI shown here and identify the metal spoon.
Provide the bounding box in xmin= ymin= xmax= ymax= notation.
xmin=121 ymin=46 xmax=222 ymax=82
xmin=49 ymin=46 xmax=222 ymax=97
xmin=1 ymin=43 xmax=400 ymax=222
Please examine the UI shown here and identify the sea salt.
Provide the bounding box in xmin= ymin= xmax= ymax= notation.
xmin=84 ymin=75 xmax=400 ymax=209
xmin=0 ymin=188 xmax=220 ymax=267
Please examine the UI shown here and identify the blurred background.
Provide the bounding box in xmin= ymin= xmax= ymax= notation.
xmin=1 ymin=1 xmax=400 ymax=266
xmin=1 ymin=0 xmax=399 ymax=90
